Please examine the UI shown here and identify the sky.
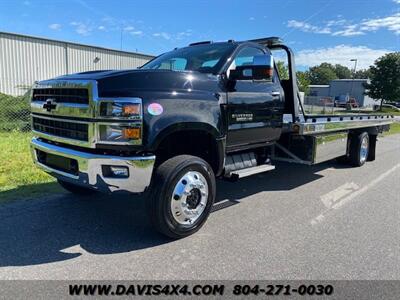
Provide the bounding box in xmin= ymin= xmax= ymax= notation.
xmin=0 ymin=0 xmax=399 ymax=70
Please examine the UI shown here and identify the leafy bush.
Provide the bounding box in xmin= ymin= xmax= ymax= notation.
xmin=0 ymin=91 xmax=31 ymax=131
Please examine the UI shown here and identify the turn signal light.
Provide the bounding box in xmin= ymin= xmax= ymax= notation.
xmin=123 ymin=128 xmax=141 ymax=139
xmin=122 ymin=104 xmax=141 ymax=116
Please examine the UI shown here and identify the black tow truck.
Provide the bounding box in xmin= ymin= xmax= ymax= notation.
xmin=30 ymin=37 xmax=394 ymax=238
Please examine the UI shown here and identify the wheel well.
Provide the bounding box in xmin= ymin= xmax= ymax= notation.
xmin=348 ymin=128 xmax=378 ymax=161
xmin=154 ymin=130 xmax=221 ymax=174
xmin=349 ymin=126 xmax=379 ymax=136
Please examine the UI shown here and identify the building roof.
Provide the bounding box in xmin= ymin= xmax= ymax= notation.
xmin=0 ymin=31 xmax=155 ymax=59
xmin=309 ymin=85 xmax=330 ymax=88
xmin=330 ymin=79 xmax=368 ymax=82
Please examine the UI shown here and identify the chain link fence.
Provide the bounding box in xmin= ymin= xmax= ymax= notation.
xmin=0 ymin=79 xmax=32 ymax=132
xmin=303 ymin=96 xmax=348 ymax=115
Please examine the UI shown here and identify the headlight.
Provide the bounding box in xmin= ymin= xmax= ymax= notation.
xmin=100 ymin=101 xmax=141 ymax=119
xmin=99 ymin=125 xmax=141 ymax=143
xmin=98 ymin=99 xmax=142 ymax=145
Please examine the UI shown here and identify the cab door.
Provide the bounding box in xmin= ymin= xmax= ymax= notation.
xmin=225 ymin=46 xmax=284 ymax=150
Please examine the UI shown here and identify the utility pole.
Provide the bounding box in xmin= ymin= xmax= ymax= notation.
xmin=351 ymin=58 xmax=358 ymax=74
xmin=349 ymin=58 xmax=358 ymax=104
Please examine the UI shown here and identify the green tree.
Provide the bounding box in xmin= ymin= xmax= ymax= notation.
xmin=308 ymin=63 xmax=338 ymax=85
xmin=276 ymin=61 xmax=289 ymax=80
xmin=365 ymin=52 xmax=400 ymax=109
xmin=296 ymin=71 xmax=311 ymax=94
xmin=353 ymin=69 xmax=372 ymax=79
xmin=333 ymin=64 xmax=352 ymax=79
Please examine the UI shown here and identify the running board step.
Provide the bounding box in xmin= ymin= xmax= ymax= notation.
xmin=227 ymin=164 xmax=275 ymax=179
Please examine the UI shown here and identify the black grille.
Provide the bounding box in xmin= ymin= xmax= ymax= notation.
xmin=33 ymin=117 xmax=88 ymax=141
xmin=32 ymin=88 xmax=89 ymax=104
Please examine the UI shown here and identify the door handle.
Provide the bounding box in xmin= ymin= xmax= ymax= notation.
xmin=271 ymin=92 xmax=280 ymax=97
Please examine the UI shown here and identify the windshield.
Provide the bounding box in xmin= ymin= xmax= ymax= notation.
xmin=141 ymin=43 xmax=236 ymax=74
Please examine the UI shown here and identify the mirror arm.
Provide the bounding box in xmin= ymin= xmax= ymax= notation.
xmin=221 ymin=73 xmax=237 ymax=91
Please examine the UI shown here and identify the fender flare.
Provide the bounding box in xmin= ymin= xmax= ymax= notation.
xmin=149 ymin=122 xmax=226 ymax=176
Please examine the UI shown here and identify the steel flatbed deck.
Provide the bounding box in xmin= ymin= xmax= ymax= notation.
xmin=293 ymin=114 xmax=395 ymax=135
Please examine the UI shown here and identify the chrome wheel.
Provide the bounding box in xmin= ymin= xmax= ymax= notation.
xmin=170 ymin=171 xmax=209 ymax=225
xmin=360 ymin=135 xmax=369 ymax=164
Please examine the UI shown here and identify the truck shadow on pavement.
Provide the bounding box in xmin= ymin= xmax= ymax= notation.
xmin=214 ymin=161 xmax=330 ymax=208
xmin=0 ymin=160 xmax=348 ymax=267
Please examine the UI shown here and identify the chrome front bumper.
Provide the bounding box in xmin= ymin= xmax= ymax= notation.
xmin=30 ymin=138 xmax=155 ymax=193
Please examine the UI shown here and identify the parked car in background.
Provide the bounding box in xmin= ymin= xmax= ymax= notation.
xmin=348 ymin=98 xmax=359 ymax=108
xmin=334 ymin=96 xmax=359 ymax=108
xmin=319 ymin=97 xmax=334 ymax=106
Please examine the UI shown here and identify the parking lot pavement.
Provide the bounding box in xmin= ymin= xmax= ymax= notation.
xmin=0 ymin=134 xmax=399 ymax=280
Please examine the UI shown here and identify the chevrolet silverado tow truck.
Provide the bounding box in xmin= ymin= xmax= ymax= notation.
xmin=30 ymin=37 xmax=394 ymax=238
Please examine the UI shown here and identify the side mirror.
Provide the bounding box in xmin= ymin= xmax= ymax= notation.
xmin=229 ymin=54 xmax=274 ymax=81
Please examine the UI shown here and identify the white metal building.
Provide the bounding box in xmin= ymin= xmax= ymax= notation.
xmin=0 ymin=32 xmax=154 ymax=95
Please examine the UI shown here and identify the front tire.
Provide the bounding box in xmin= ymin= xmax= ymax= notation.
xmin=57 ymin=179 xmax=97 ymax=196
xmin=147 ymin=155 xmax=216 ymax=239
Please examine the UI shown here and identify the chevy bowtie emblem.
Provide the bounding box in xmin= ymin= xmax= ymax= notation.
xmin=43 ymin=99 xmax=57 ymax=112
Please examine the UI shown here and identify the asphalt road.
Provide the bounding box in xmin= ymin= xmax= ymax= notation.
xmin=0 ymin=134 xmax=399 ymax=280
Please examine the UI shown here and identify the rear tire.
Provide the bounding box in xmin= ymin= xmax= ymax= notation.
xmin=349 ymin=132 xmax=369 ymax=167
xmin=57 ymin=179 xmax=97 ymax=196
xmin=147 ymin=155 xmax=216 ymax=239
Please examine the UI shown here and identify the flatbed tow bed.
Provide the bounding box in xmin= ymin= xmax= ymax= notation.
xmin=272 ymin=113 xmax=394 ymax=165
xmin=275 ymin=111 xmax=394 ymax=165
xmin=249 ymin=37 xmax=394 ymax=166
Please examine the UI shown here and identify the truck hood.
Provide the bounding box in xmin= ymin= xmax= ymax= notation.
xmin=53 ymin=69 xmax=221 ymax=98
